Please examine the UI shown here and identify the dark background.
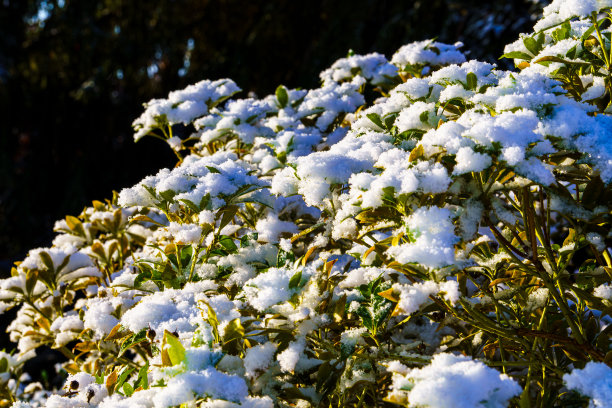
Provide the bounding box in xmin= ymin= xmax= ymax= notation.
xmin=0 ymin=0 xmax=547 ymax=278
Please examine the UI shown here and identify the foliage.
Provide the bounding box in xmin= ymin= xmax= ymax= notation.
xmin=0 ymin=0 xmax=543 ymax=265
xmin=1 ymin=1 xmax=612 ymax=407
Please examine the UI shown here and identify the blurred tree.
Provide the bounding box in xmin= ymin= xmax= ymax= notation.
xmin=0 ymin=0 xmax=546 ymax=276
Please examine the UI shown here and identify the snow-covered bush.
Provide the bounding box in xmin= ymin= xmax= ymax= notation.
xmin=2 ymin=1 xmax=612 ymax=406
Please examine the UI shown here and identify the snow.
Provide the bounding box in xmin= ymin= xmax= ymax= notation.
xmin=133 ymin=79 xmax=240 ymax=141
xmin=255 ymin=214 xmax=298 ymax=244
xmin=243 ymin=267 xmax=305 ymax=311
xmin=594 ymin=283 xmax=612 ymax=300
xmin=386 ymin=207 xmax=459 ymax=269
xmin=392 ymin=40 xmax=466 ymax=67
xmin=386 ymin=353 xmax=521 ymax=408
xmin=277 ymin=338 xmax=306 ymax=373
xmin=393 ymin=280 xmax=459 ymax=315
xmin=152 ymin=369 xmax=248 ymax=406
xmin=453 ymin=147 xmax=492 ymax=174
xmin=564 ymin=362 xmax=612 ymax=408
xmin=83 ymin=298 xmax=120 ymax=339
xmin=320 ymin=52 xmax=398 ymax=86
xmin=6 ymin=6 xmax=612 ymax=407
xmin=243 ymin=342 xmax=277 ymax=377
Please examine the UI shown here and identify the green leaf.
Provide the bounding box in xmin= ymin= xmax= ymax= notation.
xmin=466 ymin=72 xmax=478 ymax=91
xmin=419 ymin=111 xmax=429 ymax=123
xmin=0 ymin=357 xmax=8 ymax=373
xmin=534 ymin=56 xmax=590 ymax=66
xmin=222 ymin=318 xmax=245 ymax=351
xmin=178 ymin=199 xmax=199 ymax=212
xmin=316 ymin=361 xmax=333 ymax=392
xmin=277 ymin=248 xmax=295 ymax=267
xmin=199 ymin=193 xmax=212 ymax=211
xmin=206 ymin=166 xmax=220 ymax=174
xmin=119 ymin=329 xmax=148 ymax=357
xmin=25 ymin=270 xmax=38 ymax=295
xmin=366 ymin=113 xmax=384 ymax=129
xmin=217 ymin=205 xmax=239 ymax=231
xmin=383 ymin=113 xmax=398 ymax=131
xmin=288 ymin=292 xmax=300 ymax=308
xmin=240 ymin=233 xmax=258 ymax=248
xmin=162 ymin=330 xmax=186 ymax=367
xmin=218 ymin=236 xmax=238 ymax=252
xmin=316 ymin=360 xmax=342 ymax=397
xmin=130 ymin=214 xmax=167 ymax=227
xmin=500 ymin=51 xmax=533 ymax=61
xmin=38 ymin=251 xmax=55 ymax=273
xmin=225 ymin=318 xmax=244 ymax=339
xmin=552 ymin=22 xmax=571 ymax=42
xmin=523 ymin=36 xmax=541 ymax=55
xmin=116 ymin=366 xmax=135 ymax=391
xmin=582 ymin=176 xmax=604 ymax=210
xmin=199 ymin=299 xmax=221 ymax=344
xmin=288 ymin=270 xmax=302 ymax=289
xmin=276 ymin=85 xmax=289 ymax=108
xmin=122 ymin=383 xmax=134 ymax=397
xmin=142 ymin=185 xmax=158 ymax=200
xmin=135 ymin=362 xmax=149 ymax=390
xmin=580 ymin=24 xmax=597 ymax=42
xmin=159 ymin=190 xmax=176 ymax=202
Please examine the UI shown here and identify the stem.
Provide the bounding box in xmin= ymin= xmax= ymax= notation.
xmin=59 ymin=346 xmax=77 ymax=361
xmin=592 ymin=13 xmax=610 ymax=70
xmin=355 ymin=387 xmax=368 ymax=408
xmin=25 ymin=300 xmax=51 ymax=322
xmin=187 ymin=245 xmax=203 ymax=282
xmin=541 ymin=279 xmax=586 ymax=345
xmin=498 ymin=335 xmax=507 ymax=374
xmin=603 ymin=249 xmax=612 ymax=268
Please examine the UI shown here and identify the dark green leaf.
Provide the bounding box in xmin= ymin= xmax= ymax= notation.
xmin=159 ymin=190 xmax=176 ymax=202
xmin=419 ymin=111 xmax=429 ymax=123
xmin=217 ymin=205 xmax=239 ymax=231
xmin=38 ymin=251 xmax=55 ymax=273
xmin=178 ymin=199 xmax=199 ymax=212
xmin=240 ymin=233 xmax=258 ymax=248
xmin=383 ymin=113 xmax=398 ymax=131
xmin=199 ymin=193 xmax=212 ymax=211
xmin=277 ymin=248 xmax=295 ymax=267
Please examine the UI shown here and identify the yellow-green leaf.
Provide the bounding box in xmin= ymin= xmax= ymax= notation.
xmin=162 ymin=330 xmax=186 ymax=367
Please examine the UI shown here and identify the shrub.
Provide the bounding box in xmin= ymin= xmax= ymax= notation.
xmin=2 ymin=0 xmax=612 ymax=407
